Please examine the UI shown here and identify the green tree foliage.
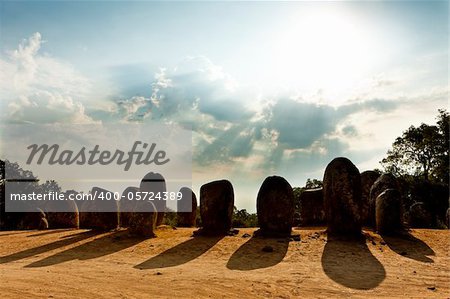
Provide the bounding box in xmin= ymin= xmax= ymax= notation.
xmin=0 ymin=160 xmax=66 ymax=230
xmin=162 ymin=208 xmax=177 ymax=227
xmin=304 ymin=178 xmax=323 ymax=189
xmin=232 ymin=206 xmax=258 ymax=227
xmin=380 ymin=110 xmax=449 ymax=228
xmin=381 ymin=109 xmax=449 ymax=183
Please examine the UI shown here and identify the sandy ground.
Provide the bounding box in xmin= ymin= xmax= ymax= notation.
xmin=0 ymin=226 xmax=449 ymax=298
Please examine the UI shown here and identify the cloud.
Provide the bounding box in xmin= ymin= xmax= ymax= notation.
xmin=7 ymin=91 xmax=96 ymax=124
xmin=0 ymin=32 xmax=97 ymax=124
xmin=91 ymin=55 xmax=445 ymax=186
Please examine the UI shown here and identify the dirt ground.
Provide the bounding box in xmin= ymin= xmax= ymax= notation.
xmin=0 ymin=226 xmax=449 ymax=298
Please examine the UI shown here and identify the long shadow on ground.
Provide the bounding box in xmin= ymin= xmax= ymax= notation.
xmin=27 ymin=229 xmax=74 ymax=238
xmin=0 ymin=230 xmax=35 ymax=237
xmin=134 ymin=235 xmax=223 ymax=269
xmin=321 ymin=236 xmax=386 ymax=290
xmin=25 ymin=230 xmax=146 ymax=267
xmin=381 ymin=232 xmax=435 ymax=263
xmin=226 ymin=236 xmax=289 ymax=271
xmin=0 ymin=230 xmax=98 ymax=264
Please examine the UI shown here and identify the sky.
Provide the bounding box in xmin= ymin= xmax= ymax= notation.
xmin=0 ymin=1 xmax=448 ymax=212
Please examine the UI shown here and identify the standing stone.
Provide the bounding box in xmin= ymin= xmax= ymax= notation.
xmin=369 ymin=174 xmax=399 ymax=227
xmin=298 ymin=188 xmax=325 ymax=226
xmin=360 ymin=170 xmax=380 ymax=225
xmin=408 ymin=202 xmax=433 ymax=228
xmin=323 ymin=157 xmax=362 ymax=236
xmin=375 ymin=189 xmax=402 ymax=234
xmin=200 ymin=180 xmax=234 ymax=235
xmin=257 ymin=176 xmax=295 ymax=236
xmin=128 ymin=201 xmax=157 ymax=238
xmin=38 ymin=217 xmax=49 ymax=230
xmin=46 ymin=195 xmax=79 ymax=229
xmin=79 ymin=187 xmax=119 ymax=231
xmin=120 ymin=187 xmax=140 ymax=228
xmin=22 ymin=208 xmax=48 ymax=230
xmin=177 ymin=187 xmax=197 ymax=227
xmin=140 ymin=172 xmax=166 ymax=226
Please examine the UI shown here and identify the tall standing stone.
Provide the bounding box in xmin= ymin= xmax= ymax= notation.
xmin=257 ymin=176 xmax=295 ymax=236
xmin=177 ymin=187 xmax=197 ymax=227
xmin=323 ymin=157 xmax=362 ymax=236
xmin=140 ymin=172 xmax=166 ymax=226
xmin=200 ymin=180 xmax=234 ymax=235
xmin=375 ymin=189 xmax=402 ymax=234
xmin=360 ymin=170 xmax=380 ymax=225
xmin=369 ymin=174 xmax=399 ymax=227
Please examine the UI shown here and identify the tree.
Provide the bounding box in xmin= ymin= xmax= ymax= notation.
xmin=232 ymin=206 xmax=258 ymax=227
xmin=381 ymin=109 xmax=449 ymax=183
xmin=304 ymin=178 xmax=323 ymax=189
xmin=380 ymin=110 xmax=449 ymax=228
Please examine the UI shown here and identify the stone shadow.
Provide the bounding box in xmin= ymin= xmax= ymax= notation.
xmin=321 ymin=236 xmax=386 ymax=290
xmin=226 ymin=236 xmax=289 ymax=271
xmin=134 ymin=235 xmax=223 ymax=269
xmin=381 ymin=232 xmax=435 ymax=263
xmin=25 ymin=230 xmax=146 ymax=267
xmin=27 ymin=229 xmax=74 ymax=238
xmin=0 ymin=230 xmax=98 ymax=264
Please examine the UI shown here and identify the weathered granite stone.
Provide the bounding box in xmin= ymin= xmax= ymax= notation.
xmin=79 ymin=187 xmax=119 ymax=231
xmin=369 ymin=174 xmax=399 ymax=227
xmin=323 ymin=157 xmax=362 ymax=237
xmin=177 ymin=187 xmax=197 ymax=227
xmin=360 ymin=170 xmax=380 ymax=225
xmin=257 ymin=176 xmax=295 ymax=236
xmin=200 ymin=180 xmax=234 ymax=235
xmin=375 ymin=189 xmax=402 ymax=234
xmin=298 ymin=188 xmax=325 ymax=226
xmin=140 ymin=172 xmax=166 ymax=226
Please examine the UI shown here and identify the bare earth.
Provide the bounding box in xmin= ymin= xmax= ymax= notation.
xmin=0 ymin=227 xmax=449 ymax=298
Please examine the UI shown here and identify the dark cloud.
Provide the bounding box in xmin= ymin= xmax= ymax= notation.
xmin=194 ymin=124 xmax=255 ymax=166
xmin=263 ymin=99 xmax=337 ymax=149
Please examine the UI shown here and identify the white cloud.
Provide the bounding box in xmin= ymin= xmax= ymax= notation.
xmin=0 ymin=32 xmax=97 ymax=124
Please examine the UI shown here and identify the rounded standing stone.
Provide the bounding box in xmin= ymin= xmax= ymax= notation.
xmin=257 ymin=176 xmax=295 ymax=236
xmin=45 ymin=195 xmax=79 ymax=229
xmin=369 ymin=174 xmax=399 ymax=227
xmin=120 ymin=186 xmax=140 ymax=228
xmin=79 ymin=187 xmax=119 ymax=231
xmin=177 ymin=187 xmax=197 ymax=227
xmin=200 ymin=180 xmax=234 ymax=235
xmin=140 ymin=172 xmax=167 ymax=226
xmin=298 ymin=188 xmax=325 ymax=226
xmin=375 ymin=189 xmax=402 ymax=234
xmin=22 ymin=208 xmax=48 ymax=230
xmin=323 ymin=157 xmax=362 ymax=237
xmin=360 ymin=170 xmax=380 ymax=225
xmin=128 ymin=201 xmax=157 ymax=238
xmin=408 ymin=202 xmax=433 ymax=228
